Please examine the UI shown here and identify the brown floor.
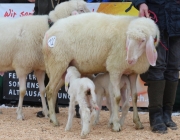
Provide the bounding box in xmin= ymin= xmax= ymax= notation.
xmin=0 ymin=107 xmax=179 ymax=140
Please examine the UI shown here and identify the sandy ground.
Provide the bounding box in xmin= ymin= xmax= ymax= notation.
xmin=0 ymin=106 xmax=179 ymax=140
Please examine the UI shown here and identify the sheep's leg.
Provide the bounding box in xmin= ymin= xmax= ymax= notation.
xmin=78 ymin=98 xmax=91 ymax=138
xmin=65 ymin=96 xmax=75 ymax=131
xmin=106 ymin=94 xmax=113 ymax=127
xmin=16 ymin=74 xmax=27 ymax=120
xmin=34 ymin=70 xmax=48 ymax=118
xmin=90 ymin=108 xmax=96 ymax=127
xmin=119 ymin=87 xmax=130 ymax=127
xmin=94 ymin=92 xmax=102 ymax=125
xmin=46 ymin=77 xmax=64 ymax=126
xmin=80 ymin=108 xmax=91 ymax=138
xmin=109 ymin=73 xmax=121 ymax=132
xmin=129 ymin=74 xmax=144 ymax=129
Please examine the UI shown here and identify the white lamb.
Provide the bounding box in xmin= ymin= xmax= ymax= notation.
xmin=64 ymin=66 xmax=99 ymax=138
xmin=93 ymin=73 xmax=131 ymax=128
xmin=43 ymin=12 xmax=160 ymax=131
xmin=0 ymin=0 xmax=90 ymax=120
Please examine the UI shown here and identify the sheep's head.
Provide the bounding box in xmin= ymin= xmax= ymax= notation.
xmin=126 ymin=17 xmax=160 ymax=66
xmin=65 ymin=66 xmax=81 ymax=92
xmin=50 ymin=0 xmax=90 ymax=21
xmin=69 ymin=0 xmax=90 ymax=15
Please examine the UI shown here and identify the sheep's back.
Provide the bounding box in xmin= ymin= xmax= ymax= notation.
xmin=44 ymin=13 xmax=135 ymax=74
xmin=0 ymin=15 xmax=49 ymax=71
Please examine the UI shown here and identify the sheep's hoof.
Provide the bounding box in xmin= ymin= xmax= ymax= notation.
xmin=111 ymin=122 xmax=121 ymax=132
xmin=93 ymin=120 xmax=99 ymax=125
xmin=81 ymin=132 xmax=88 ymax=139
xmin=108 ymin=122 xmax=113 ymax=128
xmin=135 ymin=122 xmax=144 ymax=129
xmin=50 ymin=119 xmax=59 ymax=126
xmin=65 ymin=127 xmax=71 ymax=132
xmin=17 ymin=114 xmax=24 ymax=120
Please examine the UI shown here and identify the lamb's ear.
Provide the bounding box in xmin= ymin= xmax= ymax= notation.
xmin=71 ymin=10 xmax=79 ymax=15
xmin=65 ymin=75 xmax=70 ymax=92
xmin=146 ymin=36 xmax=158 ymax=66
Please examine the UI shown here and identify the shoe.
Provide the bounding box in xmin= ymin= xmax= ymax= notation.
xmin=149 ymin=108 xmax=167 ymax=134
xmin=163 ymin=80 xmax=178 ymax=130
xmin=37 ymin=111 xmax=45 ymax=118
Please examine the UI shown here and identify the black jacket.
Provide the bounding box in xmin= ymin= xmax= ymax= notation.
xmin=0 ymin=0 xmax=30 ymax=2
xmin=33 ymin=0 xmax=68 ymax=15
xmin=132 ymin=0 xmax=180 ymax=37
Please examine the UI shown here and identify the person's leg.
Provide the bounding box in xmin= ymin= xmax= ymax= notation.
xmin=147 ymin=30 xmax=168 ymax=133
xmin=75 ymin=104 xmax=80 ymax=118
xmin=163 ymin=36 xmax=180 ymax=130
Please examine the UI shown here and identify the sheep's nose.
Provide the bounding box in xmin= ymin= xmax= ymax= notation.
xmin=128 ymin=60 xmax=134 ymax=65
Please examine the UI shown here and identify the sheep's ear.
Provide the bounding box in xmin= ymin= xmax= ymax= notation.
xmin=71 ymin=10 xmax=79 ymax=15
xmin=126 ymin=36 xmax=129 ymax=51
xmin=65 ymin=74 xmax=70 ymax=92
xmin=146 ymin=36 xmax=158 ymax=66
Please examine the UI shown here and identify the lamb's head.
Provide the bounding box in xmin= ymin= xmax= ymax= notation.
xmin=65 ymin=66 xmax=81 ymax=92
xmin=49 ymin=0 xmax=90 ymax=22
xmin=126 ymin=17 xmax=160 ymax=66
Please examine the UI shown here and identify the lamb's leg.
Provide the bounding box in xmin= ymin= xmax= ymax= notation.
xmin=78 ymin=99 xmax=91 ymax=138
xmin=34 ymin=70 xmax=48 ymax=118
xmin=65 ymin=96 xmax=75 ymax=131
xmin=16 ymin=73 xmax=27 ymax=120
xmin=129 ymin=74 xmax=144 ymax=129
xmin=119 ymin=87 xmax=130 ymax=127
xmin=80 ymin=108 xmax=91 ymax=138
xmin=109 ymin=73 xmax=121 ymax=132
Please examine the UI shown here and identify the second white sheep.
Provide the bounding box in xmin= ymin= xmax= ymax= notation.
xmin=93 ymin=73 xmax=131 ymax=128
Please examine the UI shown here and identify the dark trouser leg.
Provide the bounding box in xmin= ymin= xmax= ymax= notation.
xmin=146 ymin=30 xmax=168 ymax=133
xmin=147 ymin=80 xmax=167 ymax=133
xmin=163 ymin=36 xmax=180 ymax=130
xmin=163 ymin=81 xmax=178 ymax=130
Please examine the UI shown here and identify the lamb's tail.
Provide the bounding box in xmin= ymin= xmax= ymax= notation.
xmin=89 ymin=84 xmax=99 ymax=110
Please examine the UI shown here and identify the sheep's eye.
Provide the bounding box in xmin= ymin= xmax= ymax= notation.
xmin=141 ymin=39 xmax=145 ymax=43
xmin=80 ymin=10 xmax=84 ymax=13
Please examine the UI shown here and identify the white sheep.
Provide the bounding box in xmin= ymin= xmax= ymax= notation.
xmin=43 ymin=12 xmax=160 ymax=131
xmin=0 ymin=0 xmax=90 ymax=120
xmin=64 ymin=66 xmax=98 ymax=138
xmin=93 ymin=73 xmax=131 ymax=128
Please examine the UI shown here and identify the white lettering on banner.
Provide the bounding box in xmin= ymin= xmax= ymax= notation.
xmin=8 ymin=89 xmax=40 ymax=97
xmin=25 ymin=91 xmax=40 ymax=97
xmin=27 ymin=74 xmax=37 ymax=80
xmin=48 ymin=36 xmax=56 ymax=47
xmin=129 ymin=95 xmax=148 ymax=103
xmin=9 ymin=89 xmax=19 ymax=95
xmin=58 ymin=93 xmax=70 ymax=99
xmin=8 ymin=72 xmax=17 ymax=79
xmin=26 ymin=82 xmax=39 ymax=89
xmin=9 ymin=81 xmax=19 ymax=87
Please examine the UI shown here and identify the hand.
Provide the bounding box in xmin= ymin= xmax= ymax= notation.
xmin=139 ymin=3 xmax=149 ymax=18
xmin=28 ymin=0 xmax=35 ymax=2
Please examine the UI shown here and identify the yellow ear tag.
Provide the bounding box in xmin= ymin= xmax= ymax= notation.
xmin=65 ymin=82 xmax=68 ymax=87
